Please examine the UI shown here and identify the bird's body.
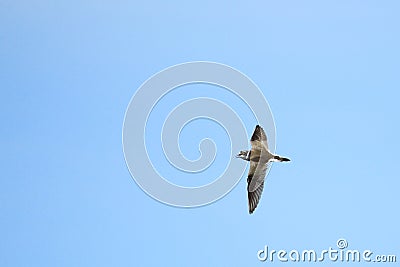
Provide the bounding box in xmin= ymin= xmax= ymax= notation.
xmin=236 ymin=125 xmax=290 ymax=214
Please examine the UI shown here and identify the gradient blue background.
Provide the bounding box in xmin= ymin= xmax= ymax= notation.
xmin=1 ymin=1 xmax=399 ymax=266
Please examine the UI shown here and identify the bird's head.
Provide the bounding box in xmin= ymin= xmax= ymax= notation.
xmin=236 ymin=150 xmax=250 ymax=161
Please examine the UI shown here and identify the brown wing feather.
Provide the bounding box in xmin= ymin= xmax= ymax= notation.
xmin=248 ymin=179 xmax=264 ymax=214
xmin=247 ymin=161 xmax=270 ymax=214
xmin=250 ymin=125 xmax=268 ymax=150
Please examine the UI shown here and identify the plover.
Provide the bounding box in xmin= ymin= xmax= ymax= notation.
xmin=236 ymin=125 xmax=290 ymax=214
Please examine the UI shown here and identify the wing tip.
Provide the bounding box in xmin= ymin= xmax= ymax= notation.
xmin=251 ymin=125 xmax=266 ymax=142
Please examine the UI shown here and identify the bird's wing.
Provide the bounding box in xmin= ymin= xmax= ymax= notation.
xmin=247 ymin=161 xmax=270 ymax=214
xmin=250 ymin=125 xmax=268 ymax=150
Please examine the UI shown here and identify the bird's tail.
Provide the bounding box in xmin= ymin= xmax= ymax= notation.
xmin=273 ymin=155 xmax=291 ymax=162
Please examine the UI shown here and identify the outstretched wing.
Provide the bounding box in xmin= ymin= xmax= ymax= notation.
xmin=250 ymin=125 xmax=268 ymax=150
xmin=247 ymin=125 xmax=271 ymax=213
xmin=247 ymin=161 xmax=270 ymax=214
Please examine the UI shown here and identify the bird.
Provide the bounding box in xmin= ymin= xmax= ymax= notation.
xmin=236 ymin=125 xmax=290 ymax=214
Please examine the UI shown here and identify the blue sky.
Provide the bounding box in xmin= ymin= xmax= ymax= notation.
xmin=1 ymin=1 xmax=399 ymax=266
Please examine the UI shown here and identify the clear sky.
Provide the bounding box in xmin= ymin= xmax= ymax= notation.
xmin=1 ymin=1 xmax=399 ymax=266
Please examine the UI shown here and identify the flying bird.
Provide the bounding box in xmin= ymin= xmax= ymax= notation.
xmin=236 ymin=125 xmax=290 ymax=214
